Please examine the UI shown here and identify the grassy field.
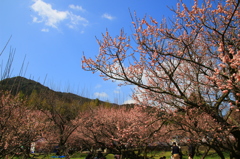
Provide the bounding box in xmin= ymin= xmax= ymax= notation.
xmin=30 ymin=151 xmax=229 ymax=159
xmin=11 ymin=147 xmax=229 ymax=159
xmin=67 ymin=146 xmax=230 ymax=159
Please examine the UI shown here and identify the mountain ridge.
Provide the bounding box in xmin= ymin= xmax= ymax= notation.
xmin=0 ymin=76 xmax=135 ymax=109
xmin=0 ymin=76 xmax=100 ymax=105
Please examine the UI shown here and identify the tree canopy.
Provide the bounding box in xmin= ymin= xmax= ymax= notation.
xmin=82 ymin=0 xmax=240 ymax=158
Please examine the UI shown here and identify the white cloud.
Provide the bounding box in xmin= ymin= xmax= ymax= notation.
xmin=32 ymin=16 xmax=42 ymax=23
xmin=69 ymin=4 xmax=86 ymax=12
xmin=124 ymin=98 xmax=136 ymax=104
xmin=31 ymin=0 xmax=68 ymax=28
xmin=102 ymin=13 xmax=115 ymax=20
xmin=31 ymin=0 xmax=88 ymax=30
xmin=41 ymin=28 xmax=49 ymax=32
xmin=67 ymin=12 xmax=88 ymax=29
xmin=94 ymin=92 xmax=109 ymax=98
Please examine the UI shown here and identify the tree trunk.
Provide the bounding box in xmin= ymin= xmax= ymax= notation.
xmin=213 ymin=147 xmax=225 ymax=159
xmin=230 ymin=129 xmax=240 ymax=159
xmin=201 ymin=146 xmax=210 ymax=159
xmin=230 ymin=152 xmax=240 ymax=159
xmin=57 ymin=138 xmax=66 ymax=156
xmin=143 ymin=146 xmax=147 ymax=159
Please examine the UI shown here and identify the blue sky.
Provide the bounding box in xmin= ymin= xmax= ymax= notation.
xmin=0 ymin=0 xmax=193 ymax=104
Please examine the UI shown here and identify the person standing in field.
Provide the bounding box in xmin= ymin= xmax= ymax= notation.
xmin=188 ymin=140 xmax=196 ymax=159
xmin=171 ymin=142 xmax=181 ymax=159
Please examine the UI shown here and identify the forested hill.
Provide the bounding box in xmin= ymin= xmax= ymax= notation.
xmin=0 ymin=76 xmax=102 ymax=106
xmin=0 ymin=76 xmax=135 ymax=111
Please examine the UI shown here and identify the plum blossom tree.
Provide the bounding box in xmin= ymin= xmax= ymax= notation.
xmin=29 ymin=90 xmax=82 ymax=156
xmin=16 ymin=109 xmax=49 ymax=157
xmin=0 ymin=91 xmax=26 ymax=158
xmin=82 ymin=0 xmax=240 ymax=158
xmin=0 ymin=91 xmax=48 ymax=158
xmin=75 ymin=106 xmax=169 ymax=159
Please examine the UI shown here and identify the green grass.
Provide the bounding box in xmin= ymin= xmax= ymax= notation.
xmin=71 ymin=150 xmax=229 ymax=159
xmin=11 ymin=149 xmax=230 ymax=159
xmin=152 ymin=151 xmax=230 ymax=159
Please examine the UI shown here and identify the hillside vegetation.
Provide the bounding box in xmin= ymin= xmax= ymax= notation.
xmin=0 ymin=76 xmax=117 ymax=113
